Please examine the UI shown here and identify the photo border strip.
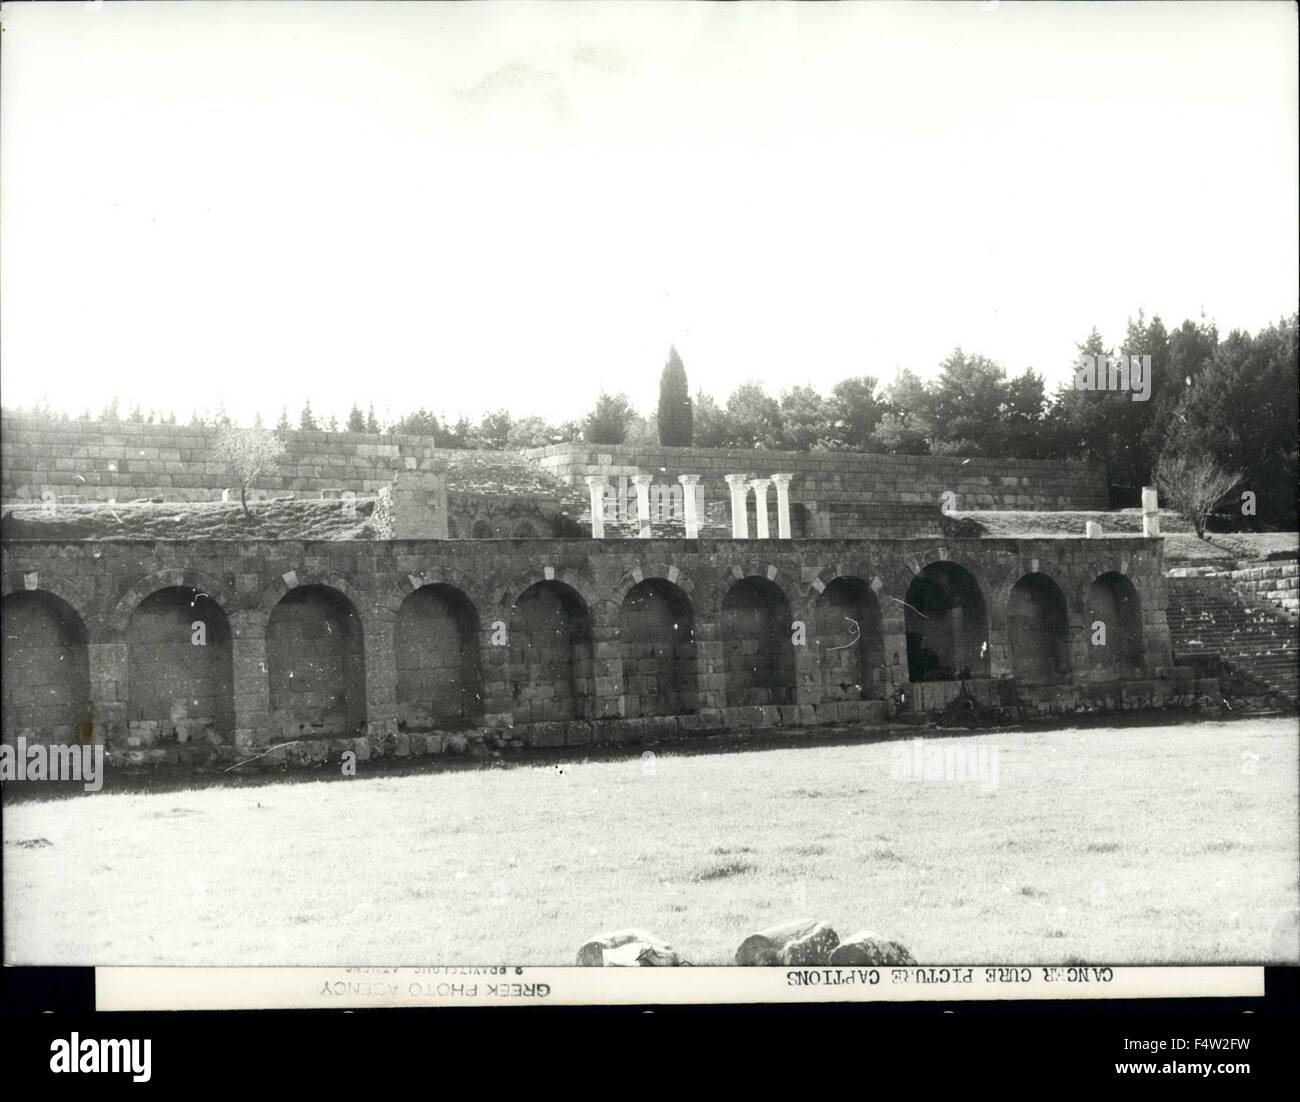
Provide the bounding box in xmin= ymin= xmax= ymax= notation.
xmin=93 ymin=964 xmax=1266 ymax=1012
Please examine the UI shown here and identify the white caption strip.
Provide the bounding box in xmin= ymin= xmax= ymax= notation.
xmin=96 ymin=965 xmax=1264 ymax=1011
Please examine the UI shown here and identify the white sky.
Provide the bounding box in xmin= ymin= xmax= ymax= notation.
xmin=1 ymin=1 xmax=1296 ymax=426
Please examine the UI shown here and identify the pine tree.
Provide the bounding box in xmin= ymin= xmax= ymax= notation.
xmin=656 ymin=346 xmax=693 ymax=446
xmin=584 ymin=393 xmax=633 ymax=445
xmin=365 ymin=402 xmax=380 ymax=434
xmin=347 ymin=403 xmax=366 ymax=432
xmin=299 ymin=401 xmax=318 ymax=431
xmin=276 ymin=407 xmax=292 ymax=434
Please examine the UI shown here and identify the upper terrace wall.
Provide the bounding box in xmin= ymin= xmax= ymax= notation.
xmin=0 ymin=417 xmax=586 ymax=537
xmin=527 ymin=443 xmax=1110 ymax=536
xmin=0 ymin=417 xmax=443 ymax=502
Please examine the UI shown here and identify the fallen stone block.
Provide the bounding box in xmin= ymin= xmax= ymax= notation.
xmin=828 ymin=931 xmax=917 ymax=966
xmin=577 ymin=928 xmax=680 ymax=967
xmin=736 ymin=918 xmax=839 ymax=966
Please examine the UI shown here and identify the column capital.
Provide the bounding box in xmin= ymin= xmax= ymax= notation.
xmin=724 ymin=473 xmax=751 ymax=490
xmin=748 ymin=477 xmax=772 ymax=492
xmin=631 ymin=473 xmax=654 ymax=488
xmin=584 ymin=474 xmax=609 ymax=489
xmin=771 ymin=472 xmax=794 ymax=488
xmin=677 ymin=473 xmax=702 ymax=486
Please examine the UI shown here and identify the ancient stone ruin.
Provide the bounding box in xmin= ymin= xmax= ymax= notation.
xmin=1 ymin=418 xmax=1228 ymax=774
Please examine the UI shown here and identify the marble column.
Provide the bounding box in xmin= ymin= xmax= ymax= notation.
xmin=724 ymin=474 xmax=751 ymax=539
xmin=677 ymin=474 xmax=701 ymax=539
xmin=632 ymin=474 xmax=654 ymax=538
xmin=585 ymin=475 xmax=608 ymax=539
xmin=771 ymin=473 xmax=793 ymax=538
xmin=749 ymin=478 xmax=772 ymax=539
xmin=1141 ymin=485 xmax=1161 ymax=537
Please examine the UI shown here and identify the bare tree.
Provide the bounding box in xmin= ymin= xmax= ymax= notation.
xmin=1155 ymin=452 xmax=1242 ymax=538
xmin=214 ymin=425 xmax=286 ymax=516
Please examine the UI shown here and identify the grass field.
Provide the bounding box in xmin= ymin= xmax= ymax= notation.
xmin=4 ymin=718 xmax=1297 ymax=966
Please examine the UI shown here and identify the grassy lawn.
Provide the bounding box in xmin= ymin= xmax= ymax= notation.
xmin=4 ymin=718 xmax=1297 ymax=966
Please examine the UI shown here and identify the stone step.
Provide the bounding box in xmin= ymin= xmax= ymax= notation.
xmin=1167 ymin=572 xmax=1299 ymax=706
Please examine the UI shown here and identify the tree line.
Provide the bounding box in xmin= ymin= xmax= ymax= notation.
xmin=7 ymin=311 xmax=1295 ymax=526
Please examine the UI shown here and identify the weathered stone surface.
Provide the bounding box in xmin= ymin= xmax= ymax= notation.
xmin=828 ymin=931 xmax=917 ymax=966
xmin=735 ymin=918 xmax=839 ymax=966
xmin=2 ymin=494 xmax=1194 ymax=775
xmin=576 ymin=928 xmax=680 ymax=967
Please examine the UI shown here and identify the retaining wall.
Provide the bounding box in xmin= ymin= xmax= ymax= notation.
xmin=1 ymin=534 xmax=1196 ymax=771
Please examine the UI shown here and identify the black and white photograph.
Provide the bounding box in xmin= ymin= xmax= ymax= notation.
xmin=1 ymin=0 xmax=1297 ymax=1000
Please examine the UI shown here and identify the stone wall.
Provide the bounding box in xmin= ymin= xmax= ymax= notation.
xmin=265 ymin=585 xmax=367 ymax=734
xmin=1 ymin=533 xmax=1197 ymax=769
xmin=126 ymin=588 xmax=235 ymax=732
xmin=527 ymin=443 xmax=1110 ymax=535
xmin=394 ymin=585 xmax=482 ymax=728
xmin=1 ymin=590 xmax=90 ymax=736
xmin=448 ymin=493 xmax=568 ymax=540
xmin=1 ymin=417 xmax=594 ymax=539
xmin=1165 ymin=557 xmax=1298 ymax=620
xmin=1224 ymin=559 xmax=1299 ymax=619
xmin=4 ymin=418 xmax=1109 ymax=542
xmin=0 ymin=417 xmax=452 ymax=503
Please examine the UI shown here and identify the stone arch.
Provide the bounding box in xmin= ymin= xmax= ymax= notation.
xmin=109 ymin=568 xmax=238 ymax=636
xmin=618 ymin=578 xmax=697 ymax=718
xmin=266 ymin=584 xmax=367 ymax=733
xmin=471 ymin=520 xmax=495 ymax=539
xmin=500 ymin=566 xmax=601 ymax=616
xmin=606 ymin=563 xmax=699 ymax=609
xmin=0 ymin=572 xmax=93 ymax=623
xmin=447 ymin=518 xmax=459 ymax=539
xmin=511 ymin=521 xmax=537 ymax=538
xmin=1 ymin=589 xmax=92 ymax=738
xmin=903 ymin=561 xmax=990 ymax=682
xmin=702 ymin=562 xmax=785 ymax=619
xmin=394 ymin=584 xmax=484 ymax=729
xmin=721 ymin=576 xmax=796 ymax=707
xmin=812 ymin=576 xmax=887 ymax=701
xmin=379 ymin=567 xmax=487 ymax=618
xmin=1086 ymin=571 xmax=1144 ymax=677
xmin=1008 ymin=572 xmax=1072 ymax=685
xmin=126 ymin=586 xmax=236 ymax=736
xmin=508 ymin=580 xmax=593 ymax=724
xmin=257 ymin=569 xmax=370 ymax=621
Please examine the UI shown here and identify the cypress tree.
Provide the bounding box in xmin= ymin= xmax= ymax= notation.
xmin=656 ymin=345 xmax=693 ymax=446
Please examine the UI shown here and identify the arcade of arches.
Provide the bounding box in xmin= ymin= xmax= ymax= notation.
xmin=1 ymin=539 xmax=1176 ymax=766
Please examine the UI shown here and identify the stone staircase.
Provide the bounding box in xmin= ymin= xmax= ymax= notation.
xmin=1165 ymin=575 xmax=1299 ymax=708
